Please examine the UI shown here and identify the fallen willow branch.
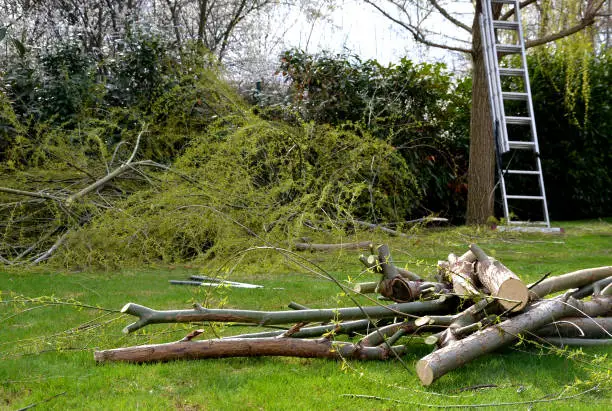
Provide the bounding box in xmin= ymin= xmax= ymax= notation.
xmin=415 ymin=295 xmax=611 ymax=385
xmin=94 ymin=337 xmax=407 ymax=363
xmin=340 ymin=384 xmax=600 ymax=408
xmin=294 ymin=241 xmax=373 ymax=251
xmin=120 ymin=297 xmax=455 ymax=333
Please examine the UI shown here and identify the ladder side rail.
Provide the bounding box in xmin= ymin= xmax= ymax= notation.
xmin=483 ymin=0 xmax=510 ymax=153
xmin=513 ymin=0 xmax=551 ymax=227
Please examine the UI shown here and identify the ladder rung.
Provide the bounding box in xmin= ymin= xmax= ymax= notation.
xmin=506 ymin=170 xmax=540 ymax=175
xmin=499 ymin=68 xmax=525 ymax=76
xmin=496 ymin=44 xmax=522 ymax=54
xmin=502 ymin=92 xmax=529 ymax=100
xmin=508 ymin=141 xmax=536 ymax=149
xmin=493 ymin=20 xmax=519 ymax=30
xmin=507 ymin=221 xmax=549 ymax=226
xmin=506 ymin=116 xmax=532 ymax=125
xmin=506 ymin=195 xmax=544 ymax=200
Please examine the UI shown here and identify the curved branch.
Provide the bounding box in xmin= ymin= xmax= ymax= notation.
xmin=363 ymin=0 xmax=472 ymax=54
xmin=427 ymin=0 xmax=472 ymax=33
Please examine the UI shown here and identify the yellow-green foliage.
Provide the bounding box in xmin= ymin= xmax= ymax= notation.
xmin=57 ymin=113 xmax=419 ymax=268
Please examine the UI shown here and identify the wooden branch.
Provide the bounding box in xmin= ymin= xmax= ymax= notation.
xmin=363 ymin=0 xmax=472 ymax=54
xmin=351 ymin=220 xmax=412 ymax=237
xmin=120 ymin=298 xmax=455 ymax=333
xmin=31 ymin=231 xmax=69 ymax=264
xmin=65 ymin=126 xmax=147 ymax=206
xmin=470 ymin=244 xmax=528 ymax=311
xmin=529 ymin=266 xmax=612 ymax=298
xmin=534 ymin=317 xmax=612 ymax=338
xmin=427 ymin=0 xmax=472 ymax=33
xmin=226 ymin=319 xmax=372 ymax=339
xmin=359 ymin=253 xmax=421 ymax=281
xmin=377 ymin=244 xmax=399 ymax=281
xmin=499 ymin=0 xmax=536 ymax=21
xmin=94 ymin=336 xmax=408 ymax=363
xmin=415 ymin=295 xmax=611 ymax=385
xmin=294 ymin=241 xmax=372 ymax=252
xmin=0 ymin=186 xmax=60 ymax=200
xmin=353 ymin=282 xmax=378 ymax=294
xmin=539 ymin=337 xmax=612 ymax=347
xmin=571 ymin=276 xmax=612 ymax=299
xmin=525 ymin=1 xmax=604 ymax=50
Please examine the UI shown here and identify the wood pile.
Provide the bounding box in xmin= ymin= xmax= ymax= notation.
xmin=95 ymin=244 xmax=612 ymax=386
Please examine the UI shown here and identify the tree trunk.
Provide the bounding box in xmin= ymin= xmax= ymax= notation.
xmin=467 ymin=6 xmax=496 ymax=225
xmin=415 ymin=295 xmax=611 ymax=386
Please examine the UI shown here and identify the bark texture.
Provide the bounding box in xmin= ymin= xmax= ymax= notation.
xmin=416 ymin=295 xmax=611 ymax=385
xmin=94 ymin=337 xmax=407 ymax=363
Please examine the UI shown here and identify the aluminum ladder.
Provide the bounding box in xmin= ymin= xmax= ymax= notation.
xmin=479 ymin=0 xmax=554 ymax=230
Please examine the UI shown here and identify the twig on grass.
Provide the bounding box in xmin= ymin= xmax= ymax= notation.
xmin=340 ymin=384 xmax=600 ymax=408
xmin=16 ymin=391 xmax=66 ymax=411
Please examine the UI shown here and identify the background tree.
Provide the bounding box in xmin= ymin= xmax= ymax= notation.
xmin=364 ymin=0 xmax=608 ymax=224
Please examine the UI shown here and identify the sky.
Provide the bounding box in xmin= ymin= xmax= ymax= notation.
xmin=281 ymin=0 xmax=474 ymax=71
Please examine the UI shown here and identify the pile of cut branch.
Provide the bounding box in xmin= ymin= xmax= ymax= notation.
xmin=95 ymin=244 xmax=612 ymax=386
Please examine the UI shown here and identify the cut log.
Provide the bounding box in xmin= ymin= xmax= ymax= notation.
xmin=529 ymin=266 xmax=612 ymax=298
xmin=353 ymin=282 xmax=378 ymax=294
xmin=415 ymin=295 xmax=611 ymax=386
xmin=470 ymin=244 xmax=529 ymax=311
xmin=120 ymin=297 xmax=455 ymax=333
xmin=294 ymin=241 xmax=373 ymax=251
xmin=94 ymin=337 xmax=407 ymax=363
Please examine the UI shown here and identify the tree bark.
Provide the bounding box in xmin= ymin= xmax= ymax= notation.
xmin=529 ymin=266 xmax=612 ymax=298
xmin=94 ymin=337 xmax=407 ymax=363
xmin=534 ymin=317 xmax=612 ymax=338
xmin=120 ymin=298 xmax=455 ymax=333
xmin=415 ymin=295 xmax=611 ymax=386
xmin=466 ymin=6 xmax=495 ymax=225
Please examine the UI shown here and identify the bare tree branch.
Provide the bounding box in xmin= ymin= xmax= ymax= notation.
xmin=427 ymin=0 xmax=472 ymax=33
xmin=363 ymin=0 xmax=472 ymax=54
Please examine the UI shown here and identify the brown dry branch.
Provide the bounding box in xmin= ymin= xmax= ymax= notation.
xmin=94 ymin=336 xmax=407 ymax=363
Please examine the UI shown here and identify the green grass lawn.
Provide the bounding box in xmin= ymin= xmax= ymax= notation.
xmin=1 ymin=220 xmax=611 ymax=410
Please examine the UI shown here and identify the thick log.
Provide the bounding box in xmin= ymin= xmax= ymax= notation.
xmin=121 ymin=297 xmax=455 ymax=333
xmin=294 ymin=241 xmax=373 ymax=251
xmin=439 ymin=257 xmax=480 ymax=298
xmin=415 ymin=295 xmax=611 ymax=386
xmin=94 ymin=337 xmax=407 ymax=363
xmin=470 ymin=244 xmax=529 ymax=311
xmin=529 ymin=266 xmax=612 ymax=298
